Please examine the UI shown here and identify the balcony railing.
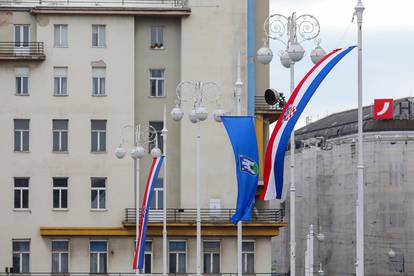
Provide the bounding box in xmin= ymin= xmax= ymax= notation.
xmin=0 ymin=273 xmax=289 ymax=276
xmin=0 ymin=42 xmax=45 ymax=60
xmin=123 ymin=208 xmax=285 ymax=225
xmin=0 ymin=0 xmax=188 ymax=8
xmin=255 ymin=96 xmax=283 ymax=114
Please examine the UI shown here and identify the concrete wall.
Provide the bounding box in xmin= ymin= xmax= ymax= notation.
xmin=273 ymin=132 xmax=414 ymax=275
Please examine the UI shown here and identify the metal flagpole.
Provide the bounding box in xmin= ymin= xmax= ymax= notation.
xmin=196 ymin=121 xmax=201 ymax=276
xmin=355 ymin=1 xmax=365 ymax=276
xmin=309 ymin=224 xmax=314 ymax=276
xmin=134 ymin=126 xmax=140 ymax=276
xmin=235 ymin=51 xmax=243 ymax=276
xmin=162 ymin=104 xmax=168 ymax=276
xmin=289 ymin=60 xmax=296 ymax=276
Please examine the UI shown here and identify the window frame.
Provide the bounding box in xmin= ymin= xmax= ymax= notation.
xmin=89 ymin=240 xmax=108 ymax=274
xmin=91 ymin=120 xmax=107 ymax=153
xmin=91 ymin=177 xmax=107 ymax=210
xmin=54 ymin=24 xmax=68 ymax=48
xmin=52 ymin=178 xmax=68 ymax=210
xmin=92 ymin=67 xmax=106 ymax=96
xmin=14 ymin=178 xmax=29 ymax=210
xmin=149 ymin=69 xmax=165 ymax=97
xmin=12 ymin=239 xmax=30 ymax=273
xmin=15 ymin=67 xmax=29 ymax=96
xmin=150 ymin=25 xmax=164 ymax=49
xmin=14 ymin=24 xmax=30 ymax=48
xmin=14 ymin=119 xmax=30 ymax=152
xmin=169 ymin=240 xmax=187 ymax=274
xmin=52 ymin=119 xmax=69 ymax=152
xmin=53 ymin=67 xmax=68 ymax=96
xmin=51 ymin=240 xmax=69 ymax=273
xmin=203 ymin=240 xmax=221 ymax=274
xmin=92 ymin=24 xmax=106 ymax=48
xmin=242 ymin=240 xmax=255 ymax=274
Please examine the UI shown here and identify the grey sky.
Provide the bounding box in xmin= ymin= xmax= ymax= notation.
xmin=268 ymin=0 xmax=414 ymax=127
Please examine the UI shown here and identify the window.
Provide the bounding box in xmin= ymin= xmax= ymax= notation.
xmin=54 ymin=67 xmax=68 ymax=96
xmin=14 ymin=178 xmax=29 ymax=209
xmin=52 ymin=240 xmax=69 ymax=273
xmin=150 ymin=178 xmax=163 ymax=210
xmin=14 ymin=25 xmax=29 ymax=47
xmin=92 ymin=25 xmax=106 ymax=47
xmin=54 ymin=24 xmax=68 ymax=47
xmin=144 ymin=241 xmax=152 ymax=274
xmin=90 ymin=241 xmax=107 ymax=274
xmin=150 ymin=26 xmax=164 ymax=49
xmin=203 ymin=241 xmax=220 ymax=273
xmin=15 ymin=67 xmax=29 ymax=95
xmin=92 ymin=68 xmax=106 ymax=96
xmin=12 ymin=240 xmax=30 ymax=273
xmin=14 ymin=119 xmax=29 ymax=152
xmin=149 ymin=121 xmax=163 ymax=153
xmin=53 ymin=178 xmax=68 ymax=209
xmin=91 ymin=120 xmax=106 ymax=152
xmin=149 ymin=69 xmax=165 ymax=97
xmin=242 ymin=241 xmax=255 ymax=274
xmin=53 ymin=120 xmax=68 ymax=152
xmin=91 ymin=178 xmax=106 ymax=209
xmin=169 ymin=241 xmax=186 ymax=273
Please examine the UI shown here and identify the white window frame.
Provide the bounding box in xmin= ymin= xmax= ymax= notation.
xmin=15 ymin=67 xmax=29 ymax=96
xmin=51 ymin=240 xmax=69 ymax=273
xmin=152 ymin=187 xmax=163 ymax=210
xmin=150 ymin=25 xmax=164 ymax=49
xmin=54 ymin=67 xmax=68 ymax=96
xmin=242 ymin=240 xmax=255 ymax=274
xmin=14 ymin=119 xmax=30 ymax=152
xmin=52 ymin=120 xmax=68 ymax=152
xmin=12 ymin=239 xmax=30 ymax=273
xmin=14 ymin=25 xmax=29 ymax=48
xmin=91 ymin=178 xmax=106 ymax=210
xmin=169 ymin=240 xmax=187 ymax=274
xmin=149 ymin=69 xmax=165 ymax=97
xmin=54 ymin=24 xmax=68 ymax=48
xmin=89 ymin=240 xmax=108 ymax=274
xmin=203 ymin=240 xmax=221 ymax=274
xmin=144 ymin=240 xmax=153 ymax=274
xmin=92 ymin=68 xmax=106 ymax=96
xmin=92 ymin=25 xmax=106 ymax=48
xmin=91 ymin=120 xmax=107 ymax=152
xmin=14 ymin=178 xmax=29 ymax=210
xmin=52 ymin=178 xmax=68 ymax=210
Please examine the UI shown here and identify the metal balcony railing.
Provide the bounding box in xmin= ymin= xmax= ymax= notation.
xmin=255 ymin=96 xmax=283 ymax=114
xmin=0 ymin=0 xmax=189 ymax=8
xmin=0 ymin=42 xmax=45 ymax=60
xmin=123 ymin=208 xmax=285 ymax=225
xmin=0 ymin=273 xmax=289 ymax=276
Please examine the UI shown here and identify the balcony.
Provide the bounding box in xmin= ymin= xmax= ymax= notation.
xmin=0 ymin=0 xmax=189 ymax=8
xmin=255 ymin=96 xmax=282 ymax=123
xmin=123 ymin=208 xmax=285 ymax=225
xmin=0 ymin=42 xmax=45 ymax=61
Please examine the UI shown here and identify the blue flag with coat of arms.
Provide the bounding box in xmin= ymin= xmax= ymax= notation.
xmin=221 ymin=116 xmax=259 ymax=224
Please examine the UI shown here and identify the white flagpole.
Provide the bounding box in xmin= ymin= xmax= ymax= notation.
xmin=135 ymin=126 xmax=140 ymax=276
xmin=235 ymin=51 xmax=243 ymax=276
xmin=355 ymin=1 xmax=365 ymax=276
xmin=162 ymin=104 xmax=168 ymax=276
xmin=289 ymin=61 xmax=296 ymax=276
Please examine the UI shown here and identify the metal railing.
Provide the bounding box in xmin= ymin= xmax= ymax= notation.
xmin=0 ymin=273 xmax=289 ymax=276
xmin=0 ymin=0 xmax=188 ymax=8
xmin=0 ymin=42 xmax=45 ymax=60
xmin=123 ymin=208 xmax=285 ymax=225
xmin=255 ymin=96 xmax=283 ymax=113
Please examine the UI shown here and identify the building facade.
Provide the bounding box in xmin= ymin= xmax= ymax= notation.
xmin=272 ymin=98 xmax=414 ymax=275
xmin=0 ymin=0 xmax=285 ymax=274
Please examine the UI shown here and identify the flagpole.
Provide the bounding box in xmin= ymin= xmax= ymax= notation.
xmin=162 ymin=104 xmax=168 ymax=276
xmin=355 ymin=1 xmax=365 ymax=276
xmin=196 ymin=121 xmax=201 ymax=276
xmin=289 ymin=61 xmax=296 ymax=276
xmin=134 ymin=126 xmax=140 ymax=276
xmin=235 ymin=51 xmax=243 ymax=276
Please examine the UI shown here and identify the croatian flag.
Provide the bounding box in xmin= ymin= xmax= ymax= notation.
xmin=133 ymin=156 xmax=164 ymax=270
xmin=261 ymin=46 xmax=356 ymax=201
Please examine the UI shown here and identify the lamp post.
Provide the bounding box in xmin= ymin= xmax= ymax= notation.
xmin=114 ymin=124 xmax=162 ymax=275
xmin=170 ymin=81 xmax=223 ymax=276
xmin=257 ymin=12 xmax=325 ymax=276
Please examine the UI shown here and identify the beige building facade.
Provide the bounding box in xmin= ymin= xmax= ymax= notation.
xmin=0 ymin=0 xmax=284 ymax=274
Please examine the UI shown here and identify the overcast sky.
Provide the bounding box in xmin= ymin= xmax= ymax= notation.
xmin=268 ymin=0 xmax=414 ymax=128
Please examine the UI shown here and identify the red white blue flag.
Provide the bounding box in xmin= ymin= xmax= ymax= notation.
xmin=133 ymin=156 xmax=164 ymax=269
xmin=261 ymin=46 xmax=356 ymax=201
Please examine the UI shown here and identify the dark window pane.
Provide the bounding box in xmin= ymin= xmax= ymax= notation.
xmin=157 ymin=79 xmax=164 ymax=96
xmin=16 ymin=77 xmax=21 ymax=94
xmin=247 ymin=254 xmax=254 ymax=273
xmin=61 ymin=78 xmax=67 ymax=94
xmin=93 ymin=78 xmax=98 ymax=94
xmin=203 ymin=254 xmax=211 ymax=273
xmin=61 ymin=132 xmax=68 ymax=151
xmin=91 ymin=120 xmax=106 ymax=130
xmin=91 ymin=178 xmax=106 ymax=187
xmin=14 ymin=119 xmax=29 ymax=129
xmin=15 ymin=178 xmax=29 ymax=187
xmin=14 ymin=190 xmax=21 ymax=208
xmin=52 ymin=241 xmax=68 ymax=251
xmin=99 ymin=132 xmax=106 ymax=151
xmin=90 ymin=241 xmax=107 ymax=252
xmin=53 ymin=189 xmax=60 ymax=208
xmin=22 ymin=190 xmax=29 ymax=208
xmin=13 ymin=241 xmax=30 ymax=251
xmin=213 ymin=253 xmax=220 ymax=273
xmin=53 ymin=178 xmax=67 ymax=187
xmin=99 ymin=253 xmax=107 ymax=273
xmin=144 ymin=254 xmax=151 ymax=273
xmin=145 ymin=241 xmax=152 ymax=252
xmin=53 ymin=132 xmax=59 ymax=151
xmin=52 ymin=253 xmax=59 ymax=273
xmin=22 ymin=131 xmax=29 ymax=151
xmin=170 ymin=241 xmax=186 ymax=251
xmin=15 ymin=26 xmax=20 ymax=44
xmin=169 ymin=253 xmax=176 ymax=273
xmin=54 ymin=78 xmax=59 ymax=94
xmin=178 ymin=253 xmax=186 ymax=273
xmin=61 ymin=253 xmax=69 ymax=272
xmin=14 ymin=131 xmax=21 ymax=151
xmin=242 ymin=241 xmax=254 ymax=251
xmin=91 ymin=190 xmax=98 ymax=209
xmin=13 ymin=254 xmax=20 ymax=273
xmin=150 ymin=80 xmax=156 ymax=96
xmin=100 ymin=78 xmax=105 ymax=94
xmin=91 ymin=132 xmax=97 ymax=152
xmin=90 ymin=253 xmax=97 ymax=273
xmin=53 ymin=120 xmax=68 ymax=130
xmin=99 ymin=190 xmax=106 ymax=209
xmin=61 ymin=190 xmax=68 ymax=208
xmin=22 ymin=77 xmax=28 ymax=94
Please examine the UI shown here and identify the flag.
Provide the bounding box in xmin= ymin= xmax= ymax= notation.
xmin=133 ymin=156 xmax=164 ymax=270
xmin=261 ymin=46 xmax=356 ymax=201
xmin=221 ymin=116 xmax=259 ymax=224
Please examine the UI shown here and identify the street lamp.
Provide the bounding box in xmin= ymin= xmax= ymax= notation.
xmin=171 ymin=81 xmax=222 ymax=276
xmin=114 ymin=124 xmax=161 ymax=275
xmin=257 ymin=12 xmax=325 ymax=276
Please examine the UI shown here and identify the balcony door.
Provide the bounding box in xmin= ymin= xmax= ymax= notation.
xmin=14 ymin=25 xmax=30 ymax=55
